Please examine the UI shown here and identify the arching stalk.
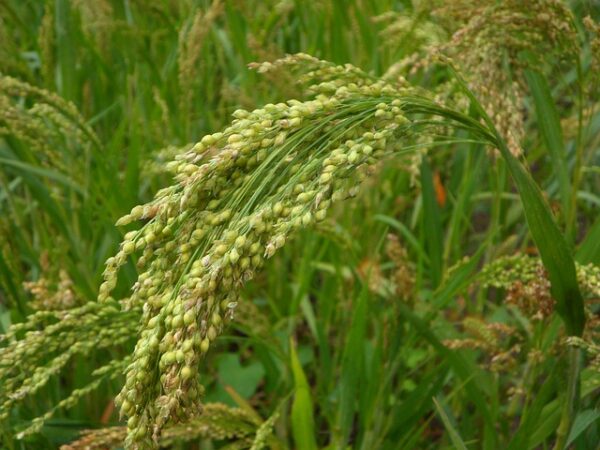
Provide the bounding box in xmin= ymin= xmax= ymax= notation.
xmin=96 ymin=55 xmax=584 ymax=448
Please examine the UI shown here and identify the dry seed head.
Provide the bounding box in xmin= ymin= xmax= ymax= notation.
xmin=382 ymin=0 xmax=580 ymax=156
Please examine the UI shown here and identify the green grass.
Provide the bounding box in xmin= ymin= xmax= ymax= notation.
xmin=1 ymin=1 xmax=600 ymax=449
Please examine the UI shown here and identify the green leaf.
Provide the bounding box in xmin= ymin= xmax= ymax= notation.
xmin=566 ymin=409 xmax=600 ymax=446
xmin=396 ymin=302 xmax=496 ymax=442
xmin=374 ymin=214 xmax=429 ymax=264
xmin=525 ymin=70 xmax=571 ymax=230
xmin=506 ymin=364 xmax=559 ymax=449
xmin=337 ymin=284 xmax=368 ymax=444
xmin=421 ymin=158 xmax=443 ymax=287
xmin=0 ymin=157 xmax=84 ymax=194
xmin=452 ymin=66 xmax=585 ymax=336
xmin=208 ymin=354 xmax=265 ymax=406
xmin=433 ymin=397 xmax=469 ymax=450
xmin=290 ymin=339 xmax=318 ymax=450
xmin=576 ymin=215 xmax=600 ymax=264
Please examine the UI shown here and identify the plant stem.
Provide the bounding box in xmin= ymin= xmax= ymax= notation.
xmin=568 ymin=61 xmax=585 ymax=244
xmin=553 ymin=346 xmax=582 ymax=450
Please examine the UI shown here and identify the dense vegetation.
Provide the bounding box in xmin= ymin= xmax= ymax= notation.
xmin=0 ymin=1 xmax=599 ymax=449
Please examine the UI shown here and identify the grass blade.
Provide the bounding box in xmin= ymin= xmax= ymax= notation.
xmin=576 ymin=215 xmax=600 ymax=264
xmin=336 ymin=283 xmax=368 ymax=445
xmin=525 ymin=70 xmax=572 ymax=233
xmin=566 ymin=409 xmax=600 ymax=447
xmin=396 ymin=302 xmax=496 ymax=446
xmin=433 ymin=397 xmax=469 ymax=450
xmin=289 ymin=339 xmax=318 ymax=450
xmin=452 ymin=66 xmax=585 ymax=336
xmin=421 ymin=158 xmax=443 ymax=287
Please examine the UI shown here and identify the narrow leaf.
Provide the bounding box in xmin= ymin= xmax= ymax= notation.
xmin=525 ymin=70 xmax=571 ymax=227
xmin=433 ymin=397 xmax=469 ymax=450
xmin=337 ymin=284 xmax=368 ymax=444
xmin=576 ymin=215 xmax=600 ymax=264
xmin=566 ymin=409 xmax=600 ymax=446
xmin=421 ymin=158 xmax=444 ymax=287
xmin=289 ymin=339 xmax=318 ymax=450
xmin=452 ymin=67 xmax=585 ymax=336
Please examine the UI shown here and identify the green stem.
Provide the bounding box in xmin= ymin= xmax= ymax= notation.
xmin=552 ymin=346 xmax=582 ymax=450
xmin=568 ymin=61 xmax=585 ymax=243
